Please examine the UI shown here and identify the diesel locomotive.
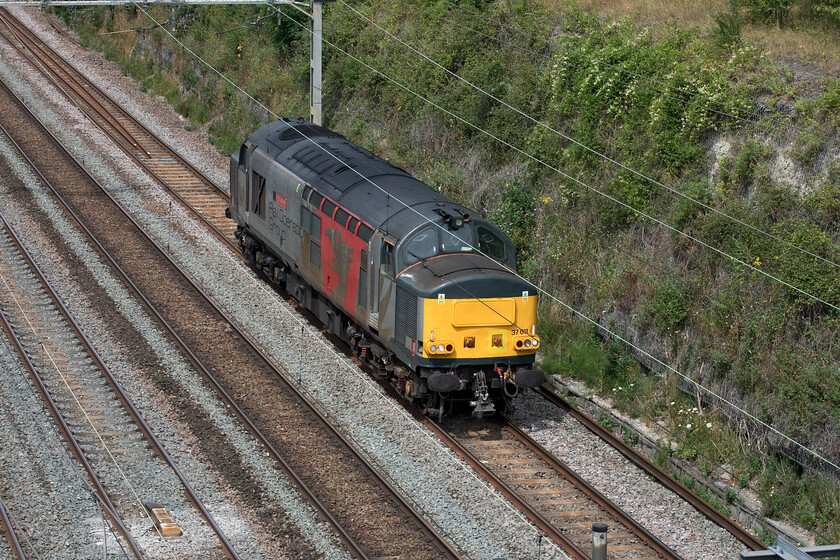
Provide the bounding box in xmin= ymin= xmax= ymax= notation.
xmin=227 ymin=117 xmax=543 ymax=417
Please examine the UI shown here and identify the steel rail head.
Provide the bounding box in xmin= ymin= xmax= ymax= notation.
xmin=500 ymin=419 xmax=683 ymax=560
xmin=2 ymin=33 xmax=458 ymax=558
xmin=0 ymin=95 xmax=252 ymax=560
xmin=0 ymin=210 xmax=246 ymax=560
xmin=0 ymin=495 xmax=27 ymax=560
xmin=421 ymin=416 xmax=592 ymax=560
xmin=0 ymin=9 xmax=148 ymax=156
xmin=0 ymin=9 xmax=235 ymax=260
xmin=2 ymin=6 xmax=226 ymax=193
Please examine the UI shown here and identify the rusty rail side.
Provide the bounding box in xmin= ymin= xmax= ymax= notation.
xmin=0 ymin=495 xmax=26 ymax=560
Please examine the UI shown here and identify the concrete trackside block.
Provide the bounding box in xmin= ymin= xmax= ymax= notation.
xmin=149 ymin=507 xmax=182 ymax=537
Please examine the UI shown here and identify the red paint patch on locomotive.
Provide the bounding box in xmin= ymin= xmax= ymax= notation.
xmin=274 ymin=193 xmax=286 ymax=209
xmin=317 ymin=207 xmax=368 ymax=313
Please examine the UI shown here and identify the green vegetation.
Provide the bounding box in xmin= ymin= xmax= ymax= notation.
xmin=55 ymin=0 xmax=840 ymax=542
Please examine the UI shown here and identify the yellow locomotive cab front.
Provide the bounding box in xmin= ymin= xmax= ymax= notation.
xmin=421 ymin=293 xmax=539 ymax=360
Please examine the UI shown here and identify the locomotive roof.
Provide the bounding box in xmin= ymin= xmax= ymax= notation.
xmin=248 ymin=118 xmax=470 ymax=240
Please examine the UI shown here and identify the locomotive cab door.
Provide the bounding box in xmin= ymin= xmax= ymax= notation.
xmin=374 ymin=239 xmax=396 ymax=340
xmin=238 ymin=144 xmax=254 ymax=226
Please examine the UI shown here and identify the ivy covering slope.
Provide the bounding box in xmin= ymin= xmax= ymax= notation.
xmin=57 ymin=0 xmax=840 ymax=541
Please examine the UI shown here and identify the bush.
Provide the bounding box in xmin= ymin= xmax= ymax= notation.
xmin=645 ymin=281 xmax=691 ymax=335
xmin=813 ymin=0 xmax=840 ymax=23
xmin=735 ymin=0 xmax=794 ymax=25
xmin=758 ymin=527 xmax=777 ymax=546
xmin=712 ymin=11 xmax=743 ymax=48
xmin=597 ymin=411 xmax=614 ymax=430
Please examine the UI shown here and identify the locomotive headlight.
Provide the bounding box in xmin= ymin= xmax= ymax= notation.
xmin=427 ymin=342 xmax=453 ymax=355
xmin=524 ymin=339 xmax=532 ymax=348
xmin=532 ymin=338 xmax=540 ymax=348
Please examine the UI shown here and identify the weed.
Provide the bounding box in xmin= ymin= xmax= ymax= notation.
xmin=653 ymin=443 xmax=671 ymax=469
xmin=758 ymin=527 xmax=777 ymax=547
xmin=675 ymin=442 xmax=698 ymax=459
xmin=597 ymin=411 xmax=614 ymax=431
xmin=59 ymin=0 xmax=840 ymax=542
xmin=712 ymin=10 xmax=743 ymax=48
xmin=622 ymin=429 xmax=640 ymax=447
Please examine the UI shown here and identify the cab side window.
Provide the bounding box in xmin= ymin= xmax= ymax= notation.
xmin=382 ymin=242 xmax=395 ymax=277
xmin=301 ymin=206 xmax=321 ymax=269
xmin=403 ymin=226 xmax=438 ymax=266
xmin=477 ymin=226 xmax=506 ymax=262
xmin=238 ymin=143 xmax=248 ymax=170
xmin=358 ymin=249 xmax=368 ymax=308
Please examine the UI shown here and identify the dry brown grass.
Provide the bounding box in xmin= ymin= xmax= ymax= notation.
xmin=536 ymin=0 xmax=840 ymax=71
xmin=744 ymin=25 xmax=840 ymax=68
xmin=546 ymin=0 xmax=727 ymax=28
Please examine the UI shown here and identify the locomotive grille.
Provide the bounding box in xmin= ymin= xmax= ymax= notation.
xmin=395 ymin=287 xmax=417 ymax=344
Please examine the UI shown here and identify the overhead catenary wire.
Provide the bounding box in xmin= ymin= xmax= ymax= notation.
xmin=339 ymin=0 xmax=840 ymax=368
xmin=378 ymin=0 xmax=829 ymax=146
xmin=435 ymin=0 xmax=833 ymax=145
xmin=117 ymin=16 xmax=572 ymax=553
xmin=337 ymin=0 xmax=840 ymax=277
xmin=126 ymin=0 xmax=839 ymax=474
xmin=552 ymin=347 xmax=838 ymax=545
xmin=272 ymin=5 xmax=839 ymax=473
xmin=319 ymin=5 xmax=840 ymax=316
xmin=141 ymin=0 xmax=840 ymax=475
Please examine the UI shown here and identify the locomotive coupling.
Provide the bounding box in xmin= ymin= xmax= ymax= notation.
xmin=471 ymin=399 xmax=496 ymax=417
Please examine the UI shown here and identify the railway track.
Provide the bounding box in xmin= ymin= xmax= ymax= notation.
xmin=416 ymin=389 xmax=766 ymax=560
xmin=424 ymin=414 xmax=680 ymax=560
xmin=0 ymin=7 xmax=236 ymax=250
xmin=535 ymin=386 xmax=767 ymax=553
xmin=0 ymin=213 xmax=242 ymax=560
xmin=0 ymin=71 xmax=463 ymax=560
